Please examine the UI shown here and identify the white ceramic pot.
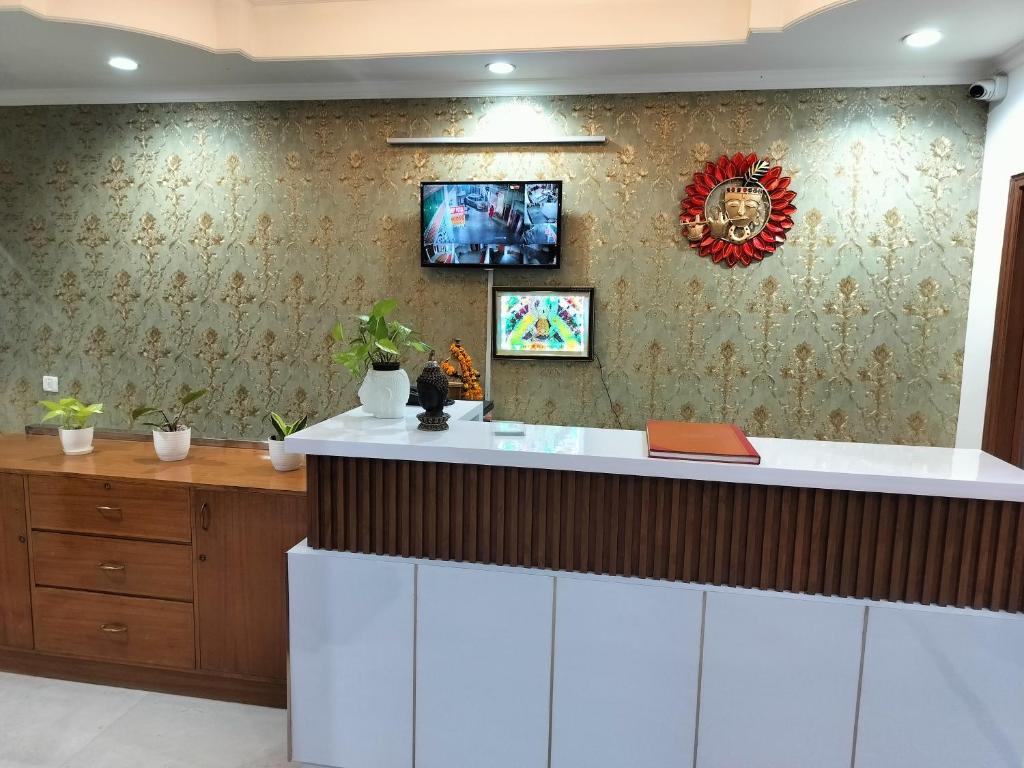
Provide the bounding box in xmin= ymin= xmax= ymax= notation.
xmin=59 ymin=427 xmax=94 ymax=455
xmin=268 ymin=439 xmax=304 ymax=472
xmin=153 ymin=427 xmax=191 ymax=462
xmin=359 ymin=366 xmax=410 ymax=419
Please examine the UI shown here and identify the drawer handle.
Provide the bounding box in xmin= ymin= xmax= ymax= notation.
xmin=96 ymin=505 xmax=123 ymax=520
xmin=100 ymin=623 xmax=128 ymax=633
xmin=98 ymin=562 xmax=126 ymax=572
xmin=200 ymin=502 xmax=210 ymax=531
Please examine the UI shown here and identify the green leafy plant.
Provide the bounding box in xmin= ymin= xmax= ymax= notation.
xmin=269 ymin=412 xmax=308 ymax=441
xmin=39 ymin=398 xmax=103 ymax=430
xmin=331 ymin=298 xmax=432 ymax=376
xmin=131 ymin=389 xmax=208 ymax=433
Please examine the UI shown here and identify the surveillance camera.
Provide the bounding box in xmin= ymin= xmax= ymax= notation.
xmin=969 ymin=75 xmax=1008 ymax=102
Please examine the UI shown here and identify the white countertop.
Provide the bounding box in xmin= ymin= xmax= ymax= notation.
xmin=285 ymin=405 xmax=1024 ymax=502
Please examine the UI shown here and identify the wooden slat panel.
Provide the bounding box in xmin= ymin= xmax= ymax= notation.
xmin=307 ymin=458 xmax=1024 ymax=613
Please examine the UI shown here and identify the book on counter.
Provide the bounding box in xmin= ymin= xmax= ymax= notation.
xmin=645 ymin=420 xmax=761 ymax=464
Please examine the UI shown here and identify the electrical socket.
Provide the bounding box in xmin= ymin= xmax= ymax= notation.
xmin=42 ymin=375 xmax=59 ymax=393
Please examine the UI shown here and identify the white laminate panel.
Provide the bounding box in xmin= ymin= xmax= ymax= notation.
xmin=415 ymin=563 xmax=554 ymax=768
xmin=550 ymin=577 xmax=703 ymax=768
xmin=286 ymin=407 xmax=1024 ymax=501
xmin=288 ymin=547 xmax=415 ymax=768
xmin=697 ymin=591 xmax=864 ymax=768
xmin=856 ymin=606 xmax=1024 ymax=768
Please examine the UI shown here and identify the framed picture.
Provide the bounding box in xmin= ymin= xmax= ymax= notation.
xmin=492 ymin=287 xmax=595 ymax=360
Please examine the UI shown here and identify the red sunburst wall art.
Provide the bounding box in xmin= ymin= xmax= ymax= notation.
xmin=680 ymin=152 xmax=797 ymax=267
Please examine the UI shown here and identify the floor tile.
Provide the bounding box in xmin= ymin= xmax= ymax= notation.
xmin=56 ymin=690 xmax=293 ymax=768
xmin=0 ymin=672 xmax=146 ymax=767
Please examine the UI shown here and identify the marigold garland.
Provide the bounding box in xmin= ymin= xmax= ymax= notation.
xmin=443 ymin=339 xmax=483 ymax=400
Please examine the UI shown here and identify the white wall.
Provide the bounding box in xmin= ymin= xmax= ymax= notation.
xmin=957 ymin=61 xmax=1024 ymax=448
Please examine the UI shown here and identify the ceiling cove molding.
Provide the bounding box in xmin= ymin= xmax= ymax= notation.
xmin=0 ymin=0 xmax=855 ymax=59
xmin=0 ymin=65 xmax=986 ymax=107
xmin=998 ymin=40 xmax=1024 ymax=72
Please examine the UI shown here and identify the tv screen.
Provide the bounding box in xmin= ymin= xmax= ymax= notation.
xmin=421 ymin=181 xmax=562 ymax=268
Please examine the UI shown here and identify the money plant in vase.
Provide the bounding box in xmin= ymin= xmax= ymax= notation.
xmin=39 ymin=397 xmax=104 ymax=455
xmin=331 ymin=298 xmax=432 ymax=419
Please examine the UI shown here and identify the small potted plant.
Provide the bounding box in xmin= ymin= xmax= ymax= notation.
xmin=131 ymin=388 xmax=208 ymax=462
xmin=39 ymin=397 xmax=104 ymax=455
xmin=267 ymin=412 xmax=308 ymax=472
xmin=331 ymin=298 xmax=431 ymax=419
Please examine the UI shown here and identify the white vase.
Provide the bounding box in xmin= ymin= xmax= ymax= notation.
xmin=268 ymin=439 xmax=304 ymax=472
xmin=59 ymin=427 xmax=94 ymax=455
xmin=359 ymin=366 xmax=410 ymax=419
xmin=153 ymin=427 xmax=191 ymax=462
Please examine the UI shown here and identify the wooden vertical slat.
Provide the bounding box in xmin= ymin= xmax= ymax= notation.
xmin=464 ymin=465 xmax=477 ymax=563
xmin=714 ymin=483 xmax=734 ymax=586
xmin=745 ymin=484 xmax=766 ymax=588
xmin=729 ymin=484 xmax=750 ymax=588
xmin=683 ymin=480 xmax=701 ymax=583
xmin=700 ymin=482 xmax=719 ymax=584
xmin=904 ymin=495 xmax=929 ymax=605
xmin=957 ymin=499 xmax=982 ymax=606
xmin=920 ymin=497 xmax=947 ymax=606
xmin=991 ymin=501 xmax=1018 ymax=611
xmin=888 ymin=494 xmax=913 ymax=602
xmin=939 ymin=497 xmax=966 ymax=606
xmin=791 ymin=487 xmax=813 ymax=594
xmin=855 ymin=493 xmax=879 ymax=599
xmin=872 ymin=493 xmax=896 ymax=601
xmin=478 ymin=465 xmax=491 ymax=563
xmin=974 ymin=501 xmax=997 ymax=608
xmin=806 ymin=489 xmax=828 ymax=595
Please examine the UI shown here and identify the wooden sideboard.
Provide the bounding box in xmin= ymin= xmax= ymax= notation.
xmin=0 ymin=434 xmax=305 ymax=707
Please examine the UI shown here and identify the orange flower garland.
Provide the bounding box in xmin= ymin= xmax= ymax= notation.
xmin=443 ymin=339 xmax=483 ymax=400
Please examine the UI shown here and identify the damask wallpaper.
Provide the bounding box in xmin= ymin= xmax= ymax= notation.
xmin=0 ymin=87 xmax=985 ymax=444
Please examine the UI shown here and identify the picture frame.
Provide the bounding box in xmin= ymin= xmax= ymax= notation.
xmin=492 ymin=287 xmax=595 ymax=360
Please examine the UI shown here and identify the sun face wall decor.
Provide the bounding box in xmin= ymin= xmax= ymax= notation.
xmin=680 ymin=152 xmax=797 ymax=267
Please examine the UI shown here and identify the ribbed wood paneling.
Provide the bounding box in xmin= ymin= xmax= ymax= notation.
xmin=306 ymin=456 xmax=1024 ymax=612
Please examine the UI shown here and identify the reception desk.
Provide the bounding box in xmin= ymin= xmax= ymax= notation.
xmin=286 ymin=408 xmax=1024 ymax=768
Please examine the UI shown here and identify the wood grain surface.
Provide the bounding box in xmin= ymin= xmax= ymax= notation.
xmin=308 ymin=456 xmax=1024 ymax=613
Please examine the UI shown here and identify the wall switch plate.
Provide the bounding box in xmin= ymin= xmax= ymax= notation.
xmin=42 ymin=375 xmax=59 ymax=393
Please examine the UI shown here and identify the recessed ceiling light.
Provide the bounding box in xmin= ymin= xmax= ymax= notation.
xmin=108 ymin=56 xmax=138 ymax=71
xmin=486 ymin=62 xmax=516 ymax=75
xmin=902 ymin=29 xmax=942 ymax=48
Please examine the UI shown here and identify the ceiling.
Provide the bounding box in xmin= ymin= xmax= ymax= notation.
xmin=0 ymin=0 xmax=1022 ymax=105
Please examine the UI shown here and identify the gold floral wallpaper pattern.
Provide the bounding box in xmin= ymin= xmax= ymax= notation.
xmin=0 ymin=88 xmax=985 ymax=444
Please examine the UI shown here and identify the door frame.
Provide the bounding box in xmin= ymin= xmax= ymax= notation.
xmin=982 ymin=172 xmax=1024 ymax=465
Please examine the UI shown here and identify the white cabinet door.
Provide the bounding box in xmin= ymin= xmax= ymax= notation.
xmin=289 ymin=550 xmax=415 ymax=768
xmin=415 ymin=563 xmax=554 ymax=768
xmin=696 ymin=591 xmax=864 ymax=768
xmin=550 ymin=576 xmax=703 ymax=768
xmin=856 ymin=605 xmax=1024 ymax=768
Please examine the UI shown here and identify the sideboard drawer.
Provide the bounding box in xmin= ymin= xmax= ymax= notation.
xmin=32 ymin=531 xmax=193 ymax=601
xmin=29 ymin=476 xmax=190 ymax=542
xmin=33 ymin=587 xmax=195 ymax=669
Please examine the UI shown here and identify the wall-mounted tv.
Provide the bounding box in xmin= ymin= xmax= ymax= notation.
xmin=421 ymin=181 xmax=562 ymax=268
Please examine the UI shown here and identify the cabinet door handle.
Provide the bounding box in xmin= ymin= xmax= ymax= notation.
xmin=96 ymin=505 xmax=122 ymax=520
xmin=200 ymin=502 xmax=210 ymax=531
xmin=100 ymin=623 xmax=128 ymax=633
xmin=98 ymin=561 xmax=126 ymax=572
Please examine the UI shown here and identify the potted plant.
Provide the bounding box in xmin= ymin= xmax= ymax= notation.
xmin=131 ymin=388 xmax=208 ymax=462
xmin=331 ymin=298 xmax=431 ymax=419
xmin=39 ymin=398 xmax=104 ymax=455
xmin=267 ymin=411 xmax=308 ymax=472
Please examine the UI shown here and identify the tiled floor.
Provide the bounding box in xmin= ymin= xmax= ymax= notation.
xmin=0 ymin=672 xmax=295 ymax=768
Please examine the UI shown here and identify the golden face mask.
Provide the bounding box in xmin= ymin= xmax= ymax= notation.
xmin=723 ymin=186 xmax=764 ymax=228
